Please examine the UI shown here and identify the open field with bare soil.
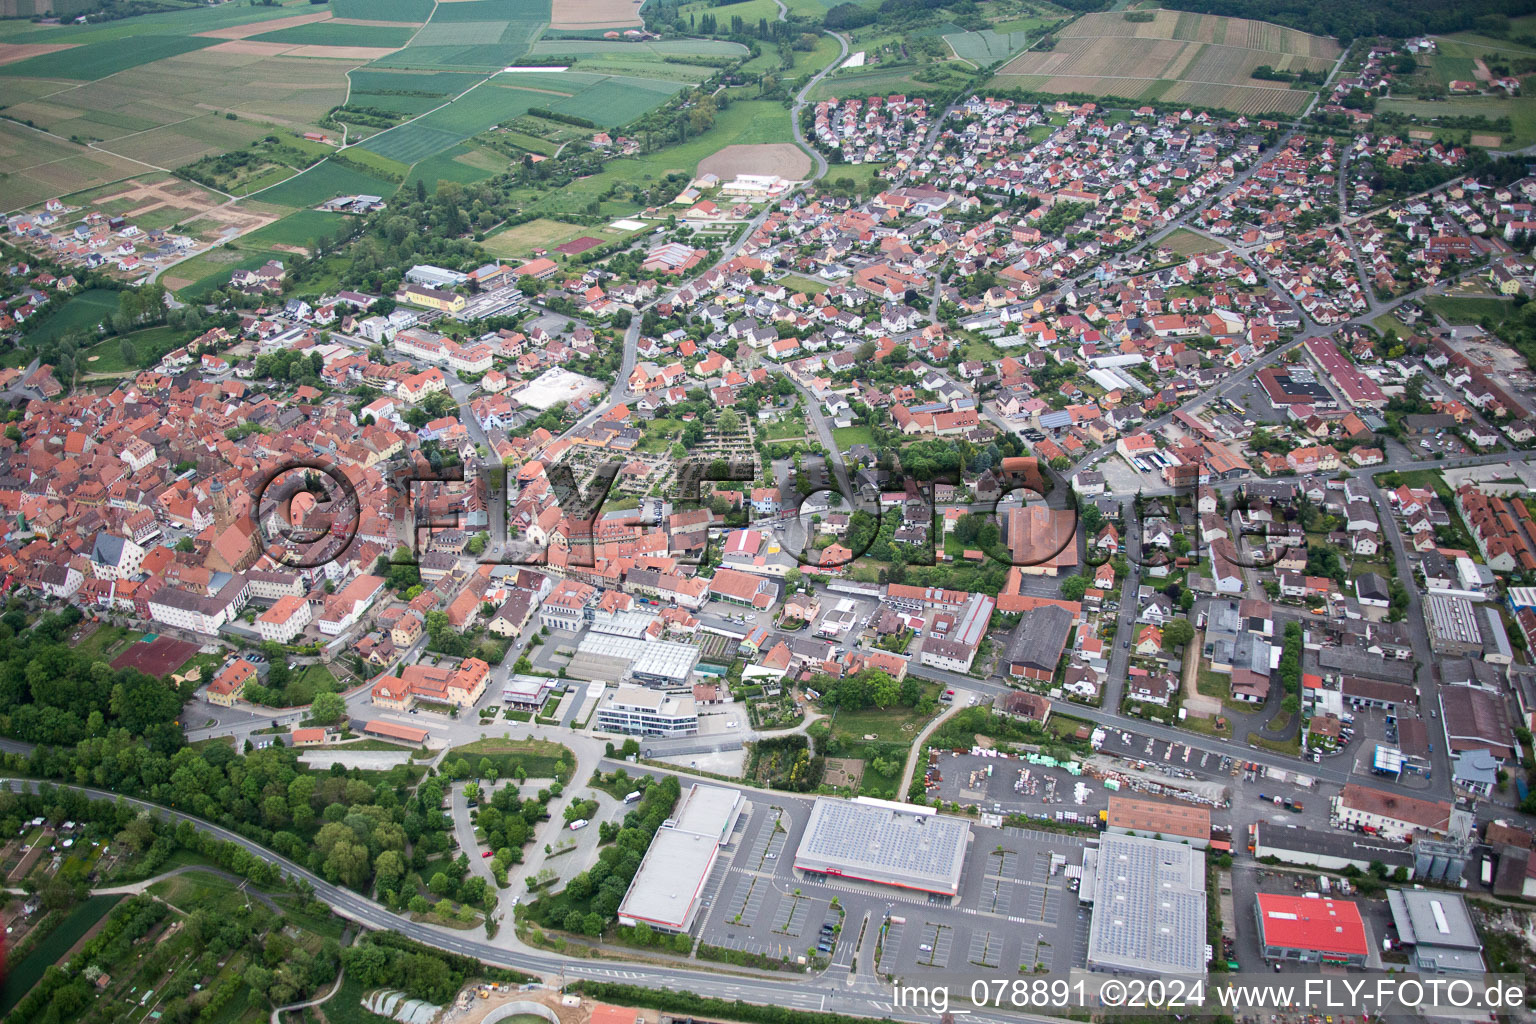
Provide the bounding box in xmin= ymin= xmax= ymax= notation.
xmin=698 ymin=143 xmax=811 ymax=180
xmin=993 ymin=9 xmax=1339 ymax=116
xmin=550 ymin=0 xmax=646 ymax=31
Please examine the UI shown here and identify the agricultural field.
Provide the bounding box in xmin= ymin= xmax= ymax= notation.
xmin=549 ymin=0 xmax=647 ymax=32
xmin=248 ymin=157 xmax=401 ymax=210
xmin=345 ymin=67 xmax=485 ymax=114
xmin=250 ymin=22 xmax=418 ymax=49
xmin=0 ymin=119 xmax=151 ymax=213
xmin=1160 ymin=227 xmax=1227 ymax=256
xmin=992 ymin=10 xmax=1340 ymax=115
xmin=0 ymin=33 xmax=218 ymax=78
xmin=1377 ymin=94 xmax=1536 ymax=148
xmin=943 ymin=27 xmax=1036 ymax=64
xmin=20 ymin=287 xmax=118 ymax=346
xmin=360 ymin=71 xmax=682 ymax=164
xmin=234 ymin=210 xmax=353 ymax=253
xmin=403 ymin=143 xmax=511 ymax=188
xmin=333 ymin=0 xmax=435 ymax=19
xmin=368 ymin=0 xmax=553 ymax=71
xmin=527 ymin=38 xmax=747 ymax=59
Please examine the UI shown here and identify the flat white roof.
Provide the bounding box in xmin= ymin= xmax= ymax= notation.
xmin=511 ymin=367 xmax=604 ymax=411
xmin=793 ymin=796 xmax=970 ymax=896
xmin=673 ymin=784 xmax=743 ymax=843
xmin=1086 ymin=833 xmax=1207 ymax=975
xmin=617 ymin=826 xmax=719 ymax=930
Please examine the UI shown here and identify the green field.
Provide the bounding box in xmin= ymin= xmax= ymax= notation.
xmin=823 ymin=161 xmax=886 ymax=195
xmin=1425 ymin=295 xmax=1515 ymax=324
xmin=832 ymin=425 xmax=876 ymax=448
xmin=80 ymin=325 xmax=188 ymax=376
xmin=445 ymin=737 xmax=575 ymax=782
xmin=253 ymin=23 xmax=418 ymax=48
xmin=482 ymin=218 xmax=602 ymax=257
xmin=403 ymin=144 xmax=508 ymax=188
xmin=366 ymin=0 xmax=552 ymax=70
xmin=0 ymin=1 xmax=302 ymax=45
xmin=0 ymin=894 xmax=124 ymax=1015
xmin=1161 ymin=227 xmax=1228 ymax=256
xmin=363 ymin=72 xmax=682 ymax=163
xmin=251 ymin=157 xmax=400 ymax=209
xmin=1377 ymin=94 xmax=1536 ymax=147
xmin=507 ymin=98 xmax=791 ymax=217
xmin=235 ymin=210 xmax=354 ymax=251
xmin=528 ymin=38 xmax=748 ymax=58
xmin=22 ymin=288 xmax=118 ymax=346
xmin=0 ymin=34 xmax=217 ymax=79
xmin=334 ymin=0 xmax=434 ymax=18
xmin=943 ymin=27 xmax=1035 ymax=63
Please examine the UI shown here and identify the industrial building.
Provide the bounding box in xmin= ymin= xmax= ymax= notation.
xmin=1423 ymin=594 xmax=1484 ymax=656
xmin=1251 ymin=821 xmax=1414 ymax=875
xmin=792 ymin=796 xmax=972 ymax=897
xmin=568 ymin=630 xmax=701 ymax=687
xmin=1083 ymin=833 xmax=1207 ymax=976
xmin=594 ymin=684 xmax=698 ymax=737
xmin=617 ymin=784 xmax=743 ymax=933
xmin=1386 ymin=889 xmax=1484 ymax=974
xmin=1105 ymin=796 xmax=1211 ymax=848
xmin=1254 ymin=893 xmax=1370 ymax=966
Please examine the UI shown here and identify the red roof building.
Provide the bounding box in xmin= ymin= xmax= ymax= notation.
xmin=1254 ymin=893 xmax=1369 ymax=965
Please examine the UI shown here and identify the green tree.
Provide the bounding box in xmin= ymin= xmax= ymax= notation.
xmin=1161 ymin=618 xmax=1195 ymax=651
xmin=310 ymin=691 xmax=345 ymax=725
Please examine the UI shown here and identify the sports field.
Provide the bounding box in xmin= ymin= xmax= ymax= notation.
xmin=111 ymin=635 xmax=199 ymax=677
xmin=992 ymin=10 xmax=1340 ymax=115
xmin=482 ymin=218 xmax=605 ymax=258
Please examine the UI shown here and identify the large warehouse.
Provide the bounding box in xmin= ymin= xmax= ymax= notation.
xmin=1255 ymin=893 xmax=1370 ymax=966
xmin=1083 ymin=833 xmax=1207 ymax=976
xmin=792 ymin=796 xmax=971 ymax=897
xmin=617 ymin=784 xmax=743 ymax=933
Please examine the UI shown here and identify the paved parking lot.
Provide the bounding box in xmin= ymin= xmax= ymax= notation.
xmin=687 ymin=792 xmax=1093 ymax=984
xmin=928 ymin=752 xmax=1109 ymax=822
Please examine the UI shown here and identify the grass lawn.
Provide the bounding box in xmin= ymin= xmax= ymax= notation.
xmin=1179 ymin=714 xmax=1230 ymax=738
xmin=1248 ymin=731 xmax=1302 ymax=757
xmin=780 ymin=272 xmax=829 ymax=295
xmin=481 ymin=218 xmax=596 ymax=259
xmin=825 ymin=691 xmax=939 ymax=746
xmin=1424 ymin=295 xmax=1515 ymax=324
xmin=446 ymin=737 xmax=575 ymax=782
xmin=832 ymin=425 xmax=875 ymax=449
xmin=1377 ymin=93 xmax=1536 ymax=146
xmin=823 ymin=161 xmax=887 ymax=196
xmin=960 ymin=336 xmax=1005 ymax=361
xmin=74 ymin=624 xmax=144 ymax=661
xmin=1162 ymin=228 xmax=1227 ymax=257
xmin=295 ymin=662 xmax=340 ymax=693
xmin=79 ymin=325 xmax=188 ymax=376
xmin=22 ymin=287 xmax=119 ymax=346
xmin=1196 ymin=663 xmax=1229 ymax=702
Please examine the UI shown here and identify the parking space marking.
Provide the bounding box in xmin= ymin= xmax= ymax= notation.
xmin=916 ymin=921 xmax=953 ymax=969
xmin=967 ymin=929 xmax=1002 ymax=969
